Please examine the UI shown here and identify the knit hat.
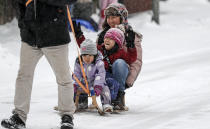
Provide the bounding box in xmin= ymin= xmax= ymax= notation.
xmin=104 ymin=28 xmax=125 ymax=48
xmin=104 ymin=3 xmax=128 ymax=25
xmin=80 ymin=39 xmax=97 ymax=55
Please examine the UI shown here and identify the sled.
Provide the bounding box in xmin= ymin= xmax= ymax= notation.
xmin=112 ymin=106 xmax=129 ymax=114
xmin=74 ymin=90 xmax=105 ymax=116
xmin=68 ymin=18 xmax=98 ymax=32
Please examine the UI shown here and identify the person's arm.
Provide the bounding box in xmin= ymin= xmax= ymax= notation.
xmin=94 ymin=59 xmax=106 ymax=87
xmin=72 ymin=21 xmax=86 ymax=47
xmin=126 ymin=32 xmax=143 ymax=87
xmin=121 ymin=48 xmax=137 ymax=65
xmin=93 ymin=55 xmax=106 ymax=96
xmin=38 ymin=0 xmax=76 ymax=6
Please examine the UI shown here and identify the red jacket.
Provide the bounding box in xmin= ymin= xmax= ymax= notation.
xmin=76 ymin=35 xmax=137 ymax=71
xmin=97 ymin=45 xmax=137 ymax=70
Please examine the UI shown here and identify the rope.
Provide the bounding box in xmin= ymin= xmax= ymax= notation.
xmin=66 ymin=5 xmax=90 ymax=95
xmin=26 ymin=0 xmax=32 ymax=6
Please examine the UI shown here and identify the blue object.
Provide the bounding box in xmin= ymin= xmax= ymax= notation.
xmin=68 ymin=19 xmax=97 ymax=32
xmin=90 ymin=87 xmax=95 ymax=96
xmin=106 ymin=73 xmax=120 ymax=101
xmin=112 ymin=59 xmax=129 ymax=92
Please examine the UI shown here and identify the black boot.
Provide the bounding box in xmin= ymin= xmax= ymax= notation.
xmin=78 ymin=93 xmax=88 ymax=109
xmin=112 ymin=91 xmax=125 ymax=110
xmin=61 ymin=115 xmax=74 ymax=129
xmin=1 ymin=114 xmax=25 ymax=129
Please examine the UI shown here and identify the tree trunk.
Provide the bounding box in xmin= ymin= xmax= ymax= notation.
xmin=0 ymin=0 xmax=15 ymax=25
xmin=152 ymin=0 xmax=160 ymax=24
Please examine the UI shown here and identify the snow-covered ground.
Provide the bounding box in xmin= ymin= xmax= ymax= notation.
xmin=1 ymin=0 xmax=210 ymax=128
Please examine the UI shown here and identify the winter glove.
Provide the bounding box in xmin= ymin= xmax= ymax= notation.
xmin=125 ymin=29 xmax=135 ymax=48
xmin=94 ymin=85 xmax=103 ymax=96
xmin=72 ymin=20 xmax=83 ymax=39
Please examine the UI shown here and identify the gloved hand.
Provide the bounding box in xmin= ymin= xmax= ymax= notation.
xmin=72 ymin=20 xmax=83 ymax=39
xmin=125 ymin=29 xmax=135 ymax=48
xmin=94 ymin=85 xmax=103 ymax=96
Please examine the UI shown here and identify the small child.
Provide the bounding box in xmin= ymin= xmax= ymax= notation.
xmin=73 ymin=39 xmax=113 ymax=112
xmin=97 ymin=28 xmax=137 ymax=108
xmin=97 ymin=28 xmax=137 ymax=71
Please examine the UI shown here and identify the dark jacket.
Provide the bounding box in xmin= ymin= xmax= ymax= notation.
xmin=14 ymin=0 xmax=76 ymax=48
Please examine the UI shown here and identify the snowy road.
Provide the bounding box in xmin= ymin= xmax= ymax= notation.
xmin=1 ymin=0 xmax=210 ymax=129
xmin=127 ymin=48 xmax=210 ymax=129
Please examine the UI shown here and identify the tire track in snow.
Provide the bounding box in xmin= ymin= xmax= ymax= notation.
xmin=139 ymin=47 xmax=210 ymax=83
xmin=125 ymin=48 xmax=210 ymax=129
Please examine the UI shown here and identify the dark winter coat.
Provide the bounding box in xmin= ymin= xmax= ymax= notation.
xmin=14 ymin=0 xmax=76 ymax=48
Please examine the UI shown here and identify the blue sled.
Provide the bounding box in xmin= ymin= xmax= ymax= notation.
xmin=68 ymin=19 xmax=98 ymax=32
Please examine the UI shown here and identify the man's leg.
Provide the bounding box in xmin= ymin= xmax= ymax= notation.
xmin=14 ymin=42 xmax=43 ymax=123
xmin=42 ymin=44 xmax=75 ymax=117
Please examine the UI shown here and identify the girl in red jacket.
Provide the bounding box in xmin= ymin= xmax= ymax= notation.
xmin=97 ymin=28 xmax=137 ymax=72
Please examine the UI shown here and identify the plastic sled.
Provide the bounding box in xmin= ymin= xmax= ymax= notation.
xmin=68 ymin=18 xmax=98 ymax=32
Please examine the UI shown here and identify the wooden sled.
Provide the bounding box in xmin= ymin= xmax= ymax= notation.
xmin=74 ymin=90 xmax=105 ymax=116
xmin=54 ymin=91 xmax=129 ymax=115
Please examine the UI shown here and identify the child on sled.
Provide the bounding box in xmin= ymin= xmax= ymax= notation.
xmin=73 ymin=39 xmax=113 ymax=112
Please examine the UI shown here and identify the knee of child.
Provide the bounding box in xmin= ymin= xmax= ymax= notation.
xmin=112 ymin=59 xmax=127 ymax=70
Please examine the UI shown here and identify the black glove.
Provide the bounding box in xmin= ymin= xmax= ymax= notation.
xmin=125 ymin=29 xmax=135 ymax=48
xmin=72 ymin=20 xmax=83 ymax=39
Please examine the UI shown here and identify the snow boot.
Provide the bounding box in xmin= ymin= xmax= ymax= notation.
xmin=112 ymin=91 xmax=125 ymax=110
xmin=61 ymin=115 xmax=74 ymax=129
xmin=103 ymin=104 xmax=113 ymax=113
xmin=1 ymin=114 xmax=25 ymax=129
xmin=78 ymin=93 xmax=88 ymax=109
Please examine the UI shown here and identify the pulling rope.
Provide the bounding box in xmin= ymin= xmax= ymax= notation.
xmin=26 ymin=0 xmax=32 ymax=6
xmin=66 ymin=5 xmax=90 ymax=96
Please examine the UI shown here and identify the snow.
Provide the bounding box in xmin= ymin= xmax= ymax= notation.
xmin=1 ymin=0 xmax=210 ymax=128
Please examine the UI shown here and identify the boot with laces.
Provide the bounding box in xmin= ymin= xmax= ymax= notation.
xmin=60 ymin=115 xmax=74 ymax=129
xmin=1 ymin=114 xmax=25 ymax=129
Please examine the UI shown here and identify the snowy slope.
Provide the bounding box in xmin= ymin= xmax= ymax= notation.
xmin=1 ymin=0 xmax=210 ymax=129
